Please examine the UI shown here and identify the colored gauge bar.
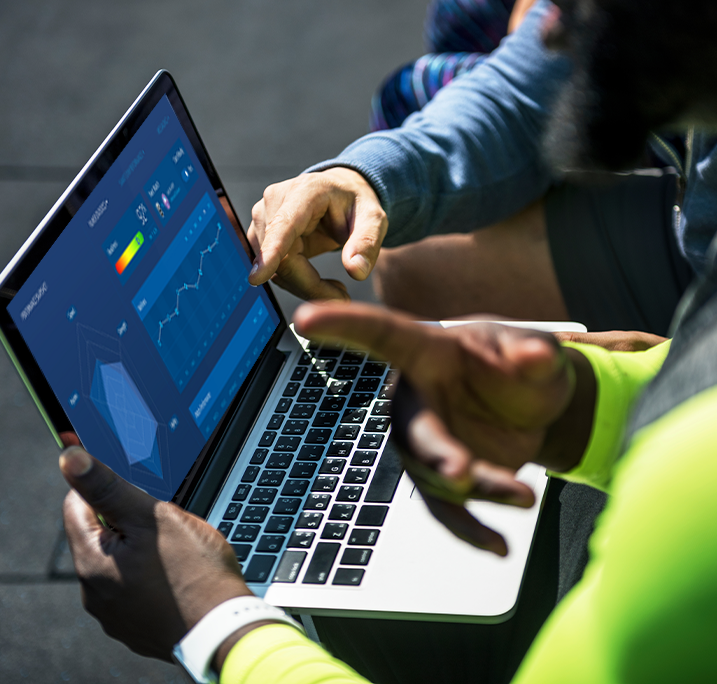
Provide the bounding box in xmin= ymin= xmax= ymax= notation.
xmin=115 ymin=232 xmax=144 ymax=275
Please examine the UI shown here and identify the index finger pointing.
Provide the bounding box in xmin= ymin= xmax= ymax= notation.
xmin=293 ymin=301 xmax=437 ymax=375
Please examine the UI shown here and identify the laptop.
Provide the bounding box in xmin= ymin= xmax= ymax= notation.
xmin=0 ymin=71 xmax=581 ymax=622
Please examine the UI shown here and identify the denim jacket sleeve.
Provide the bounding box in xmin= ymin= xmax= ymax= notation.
xmin=306 ymin=0 xmax=572 ymax=247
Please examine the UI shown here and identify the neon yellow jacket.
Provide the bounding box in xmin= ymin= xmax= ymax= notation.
xmin=222 ymin=341 xmax=717 ymax=683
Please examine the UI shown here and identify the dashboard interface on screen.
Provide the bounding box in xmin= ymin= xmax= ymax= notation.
xmin=8 ymin=94 xmax=280 ymax=501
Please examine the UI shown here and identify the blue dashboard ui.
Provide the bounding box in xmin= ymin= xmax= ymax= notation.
xmin=8 ymin=96 xmax=280 ymax=501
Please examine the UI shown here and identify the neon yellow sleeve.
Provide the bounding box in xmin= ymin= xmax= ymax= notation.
xmin=555 ymin=340 xmax=670 ymax=491
xmin=220 ymin=624 xmax=370 ymax=684
xmin=512 ymin=382 xmax=717 ymax=683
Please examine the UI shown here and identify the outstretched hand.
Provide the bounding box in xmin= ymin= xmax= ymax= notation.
xmin=294 ymin=302 xmax=596 ymax=554
xmin=60 ymin=446 xmax=251 ymax=662
xmin=247 ymin=168 xmax=388 ymax=301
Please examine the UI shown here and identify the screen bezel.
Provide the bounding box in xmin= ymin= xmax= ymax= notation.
xmin=0 ymin=70 xmax=287 ymax=504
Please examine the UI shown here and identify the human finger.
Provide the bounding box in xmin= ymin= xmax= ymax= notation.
xmin=59 ymin=446 xmax=156 ymax=530
xmin=421 ymin=493 xmax=509 ymax=556
xmin=293 ymin=301 xmax=435 ymax=374
xmin=554 ymin=329 xmax=668 ymax=352
xmin=248 ymin=179 xmax=333 ymax=286
xmin=271 ymin=251 xmax=350 ymax=301
xmin=340 ymin=192 xmax=388 ymax=281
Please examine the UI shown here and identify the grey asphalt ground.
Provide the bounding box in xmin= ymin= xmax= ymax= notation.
xmin=0 ymin=2 xmax=425 ymax=682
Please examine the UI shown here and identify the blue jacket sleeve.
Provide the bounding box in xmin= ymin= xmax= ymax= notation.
xmin=307 ymin=0 xmax=572 ymax=247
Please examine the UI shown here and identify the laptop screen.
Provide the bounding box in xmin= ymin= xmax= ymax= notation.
xmin=5 ymin=91 xmax=280 ymax=501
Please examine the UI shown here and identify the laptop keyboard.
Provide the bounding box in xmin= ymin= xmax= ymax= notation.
xmin=213 ymin=341 xmax=401 ymax=588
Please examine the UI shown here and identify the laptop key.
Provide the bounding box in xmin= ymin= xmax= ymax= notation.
xmin=329 ymin=504 xmax=356 ymax=521
xmin=267 ymin=414 xmax=284 ymax=430
xmin=273 ymin=498 xmax=301 ymax=515
xmin=282 ymin=420 xmax=309 ymax=435
xmin=266 ymin=453 xmax=292 ymax=469
xmin=290 ymin=366 xmax=308 ymax=382
xmin=305 ymin=373 xmax=328 ymax=388
xmin=337 ymin=486 xmax=363 ymax=502
xmin=320 ymin=458 xmax=347 ymax=474
xmin=312 ymin=412 xmax=339 ymax=428
xmin=296 ymin=511 xmax=323 ymax=529
xmin=366 ymin=417 xmax=390 ymax=432
xmin=297 ymin=352 xmax=312 ymax=365
xmin=327 ymin=441 xmax=353 ymax=457
xmin=358 ymin=434 xmax=384 ymax=450
xmin=306 ymin=428 xmax=332 ymax=444
xmin=344 ymin=468 xmax=370 ymax=484
xmin=348 ymin=529 xmax=380 ymax=546
xmin=313 ymin=358 xmax=337 ymax=372
xmin=273 ymin=551 xmax=307 ymax=583
xmin=241 ymin=506 xmax=269 ymax=523
xmin=217 ymin=522 xmax=233 ymax=538
xmin=333 ymin=568 xmax=365 ymax=586
xmin=362 ymin=362 xmax=387 ymax=377
xmin=275 ymin=436 xmax=301 ymax=452
xmin=335 ymin=425 xmax=360 ymax=440
xmin=334 ymin=366 xmax=358 ymax=380
xmin=378 ymin=385 xmax=393 ymax=400
xmin=347 ymin=393 xmax=374 ymax=408
xmin=283 ymin=382 xmax=300 ymax=397
xmin=257 ymin=535 xmax=286 ymax=553
xmin=340 ymin=548 xmax=372 ymax=566
xmin=231 ymin=543 xmax=252 ymax=562
xmin=319 ymin=396 xmax=346 ymax=412
xmin=243 ymin=554 xmax=277 ymax=583
xmin=281 ymin=479 xmax=309 ymax=497
xmin=241 ymin=466 xmax=260 ymax=483
xmin=356 ymin=505 xmax=389 ymax=526
xmin=258 ymin=470 xmax=286 ymax=487
xmin=290 ymin=403 xmax=316 ymax=419
xmin=288 ymin=531 xmax=315 ymax=549
xmin=249 ymin=488 xmax=278 ymax=505
xmin=258 ymin=431 xmax=277 ymax=447
xmin=302 ymin=542 xmax=340 ymax=584
xmin=232 ymin=484 xmax=251 ymax=501
xmin=351 ymin=450 xmax=377 ymax=466
xmin=298 ymin=388 xmax=323 ymax=402
xmin=327 ymin=380 xmax=352 ymax=395
xmin=231 ymin=525 xmax=260 ymax=542
xmin=250 ymin=448 xmax=269 ymax=464
xmin=371 ymin=401 xmax=391 ymax=416
xmin=341 ymin=408 xmax=367 ymax=424
xmin=321 ymin=523 xmax=348 ymax=540
xmin=265 ymin=515 xmax=293 ymax=533
xmin=304 ymin=493 xmax=331 ymax=510
xmin=299 ymin=444 xmax=325 ymax=460
xmin=275 ymin=397 xmax=292 ymax=413
xmin=289 ymin=462 xmax=317 ymax=479
xmin=311 ymin=475 xmax=338 ymax=492
xmin=356 ymin=378 xmax=380 ymax=393
xmin=364 ymin=443 xmax=403 ymax=503
xmin=223 ymin=502 xmax=242 ymax=520
xmin=340 ymin=351 xmax=365 ymax=365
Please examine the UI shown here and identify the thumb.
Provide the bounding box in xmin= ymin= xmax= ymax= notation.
xmin=59 ymin=446 xmax=156 ymax=529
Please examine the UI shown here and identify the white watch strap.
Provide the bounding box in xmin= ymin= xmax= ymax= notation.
xmin=172 ymin=596 xmax=303 ymax=683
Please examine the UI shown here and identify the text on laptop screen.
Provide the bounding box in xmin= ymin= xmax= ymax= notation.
xmin=8 ymin=95 xmax=280 ymax=500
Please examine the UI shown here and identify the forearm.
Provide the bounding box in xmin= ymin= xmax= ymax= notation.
xmin=307 ymin=0 xmax=571 ymax=247
xmin=220 ymin=625 xmax=370 ymax=684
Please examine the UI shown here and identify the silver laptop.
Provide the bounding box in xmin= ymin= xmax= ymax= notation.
xmin=0 ymin=71 xmax=580 ymax=622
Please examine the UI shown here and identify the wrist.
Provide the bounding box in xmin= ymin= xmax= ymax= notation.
xmin=173 ymin=597 xmax=303 ymax=683
xmin=538 ymin=347 xmax=596 ymax=472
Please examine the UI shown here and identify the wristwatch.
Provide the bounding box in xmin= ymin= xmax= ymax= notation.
xmin=172 ymin=596 xmax=304 ymax=683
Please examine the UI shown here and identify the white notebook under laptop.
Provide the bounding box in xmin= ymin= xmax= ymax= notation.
xmin=0 ymin=70 xmax=585 ymax=623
